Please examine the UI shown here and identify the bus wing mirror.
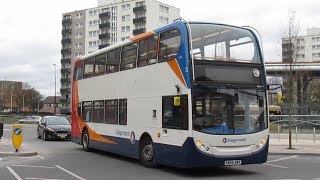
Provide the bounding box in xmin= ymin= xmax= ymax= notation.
xmin=174 ymin=96 xmax=181 ymax=106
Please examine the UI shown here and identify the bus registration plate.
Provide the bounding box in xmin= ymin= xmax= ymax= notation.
xmin=224 ymin=160 xmax=242 ymax=166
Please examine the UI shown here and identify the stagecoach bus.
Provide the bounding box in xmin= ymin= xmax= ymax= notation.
xmin=71 ymin=19 xmax=269 ymax=168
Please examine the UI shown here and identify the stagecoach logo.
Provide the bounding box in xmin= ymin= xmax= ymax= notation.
xmin=253 ymin=69 xmax=260 ymax=77
xmin=222 ymin=137 xmax=247 ymax=143
xmin=130 ymin=131 xmax=135 ymax=144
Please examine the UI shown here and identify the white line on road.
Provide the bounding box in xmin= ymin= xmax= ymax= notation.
xmin=6 ymin=166 xmax=23 ymax=180
xmin=55 ymin=165 xmax=86 ymax=180
xmin=267 ymin=155 xmax=298 ymax=163
xmin=37 ymin=155 xmax=45 ymax=160
xmin=25 ymin=178 xmax=62 ymax=180
xmin=264 ymin=163 xmax=288 ymax=169
xmin=0 ymin=157 xmax=3 ymax=161
xmin=12 ymin=165 xmax=55 ymax=169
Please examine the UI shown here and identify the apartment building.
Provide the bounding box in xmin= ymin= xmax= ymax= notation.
xmin=60 ymin=0 xmax=180 ymax=114
xmin=282 ymin=28 xmax=320 ymax=62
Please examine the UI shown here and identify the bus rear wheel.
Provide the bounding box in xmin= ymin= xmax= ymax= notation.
xmin=82 ymin=130 xmax=91 ymax=152
xmin=139 ymin=137 xmax=157 ymax=167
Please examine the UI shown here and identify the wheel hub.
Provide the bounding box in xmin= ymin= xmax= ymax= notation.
xmin=142 ymin=144 xmax=153 ymax=161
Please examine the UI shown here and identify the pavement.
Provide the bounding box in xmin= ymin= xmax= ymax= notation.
xmin=0 ymin=137 xmax=37 ymax=157
xmin=1 ymin=132 xmax=320 ymax=157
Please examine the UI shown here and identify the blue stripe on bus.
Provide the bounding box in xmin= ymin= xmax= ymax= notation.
xmin=154 ymin=21 xmax=191 ymax=89
xmin=81 ymin=134 xmax=268 ymax=168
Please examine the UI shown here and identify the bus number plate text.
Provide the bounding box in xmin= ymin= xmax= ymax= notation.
xmin=224 ymin=160 xmax=242 ymax=166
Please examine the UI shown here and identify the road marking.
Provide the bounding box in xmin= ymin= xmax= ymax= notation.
xmin=6 ymin=166 xmax=23 ymax=180
xmin=12 ymin=165 xmax=55 ymax=169
xmin=25 ymin=178 xmax=62 ymax=180
xmin=55 ymin=165 xmax=86 ymax=180
xmin=264 ymin=163 xmax=288 ymax=169
xmin=37 ymin=155 xmax=45 ymax=160
xmin=267 ymin=155 xmax=298 ymax=163
xmin=0 ymin=157 xmax=3 ymax=161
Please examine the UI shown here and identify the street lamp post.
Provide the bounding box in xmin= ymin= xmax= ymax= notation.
xmin=22 ymin=94 xmax=25 ymax=113
xmin=53 ymin=64 xmax=57 ymax=114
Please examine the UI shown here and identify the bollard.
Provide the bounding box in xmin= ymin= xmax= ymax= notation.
xmin=0 ymin=123 xmax=3 ymax=139
xmin=313 ymin=127 xmax=316 ymax=143
xmin=295 ymin=127 xmax=298 ymax=142
xmin=278 ymin=126 xmax=280 ymax=141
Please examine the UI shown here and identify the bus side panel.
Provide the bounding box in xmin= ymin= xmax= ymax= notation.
xmin=154 ymin=137 xmax=268 ymax=168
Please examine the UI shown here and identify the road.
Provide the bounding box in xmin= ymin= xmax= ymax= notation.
xmin=1 ymin=124 xmax=320 ymax=180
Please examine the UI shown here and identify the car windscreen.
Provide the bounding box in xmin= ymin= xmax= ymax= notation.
xmin=47 ymin=117 xmax=70 ymax=125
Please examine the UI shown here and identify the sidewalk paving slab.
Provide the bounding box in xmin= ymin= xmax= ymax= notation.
xmin=0 ymin=138 xmax=37 ymax=157
xmin=269 ymin=138 xmax=320 ymax=156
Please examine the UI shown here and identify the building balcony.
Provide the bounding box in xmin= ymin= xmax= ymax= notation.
xmin=60 ymin=98 xmax=70 ymax=103
xmin=99 ymin=44 xmax=110 ymax=49
xmin=99 ymin=22 xmax=110 ymax=29
xmin=133 ymin=5 xmax=146 ymax=13
xmin=133 ymin=17 xmax=146 ymax=24
xmin=61 ymin=68 xmax=71 ymax=74
xmin=62 ymin=29 xmax=71 ymax=35
xmin=99 ymin=33 xmax=110 ymax=39
xmin=60 ymin=78 xmax=71 ymax=84
xmin=61 ymin=37 xmax=71 ymax=44
xmin=62 ymin=19 xmax=72 ymax=25
xmin=60 ymin=88 xmax=70 ymax=94
xmin=133 ymin=28 xmax=146 ymax=36
xmin=61 ymin=48 xmax=71 ymax=54
xmin=99 ymin=12 xmax=110 ymax=19
xmin=61 ymin=58 xmax=71 ymax=64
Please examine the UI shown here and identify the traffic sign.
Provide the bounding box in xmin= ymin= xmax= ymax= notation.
xmin=12 ymin=125 xmax=23 ymax=152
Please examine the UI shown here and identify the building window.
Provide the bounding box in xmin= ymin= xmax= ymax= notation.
xmin=75 ymin=33 xmax=83 ymax=39
xmin=89 ymin=30 xmax=100 ymax=37
xmin=75 ymin=43 xmax=82 ymax=49
xmin=121 ymin=4 xmax=130 ymax=11
xmin=119 ymin=99 xmax=127 ymax=125
xmin=75 ymin=23 xmax=83 ymax=29
xmin=63 ymin=15 xmax=71 ymax=20
xmin=89 ymin=9 xmax=100 ymax=16
xmin=121 ymin=43 xmax=137 ymax=70
xmin=93 ymin=101 xmax=105 ymax=123
xmin=160 ymin=5 xmax=169 ymax=13
xmin=89 ymin=20 xmax=100 ymax=27
xmin=75 ymin=53 xmax=82 ymax=58
xmin=89 ymin=41 xmax=100 ymax=47
xmin=158 ymin=29 xmax=181 ymax=62
xmin=160 ymin=16 xmax=169 ymax=24
xmin=121 ymin=25 xmax=130 ymax=33
xmin=138 ymin=35 xmax=158 ymax=67
xmin=105 ymin=100 xmax=118 ymax=124
xmin=75 ymin=12 xmax=82 ymax=19
xmin=121 ymin=15 xmax=130 ymax=22
xmin=136 ymin=1 xmax=145 ymax=7
xmin=82 ymin=101 xmax=92 ymax=122
xmin=121 ymin=37 xmax=130 ymax=41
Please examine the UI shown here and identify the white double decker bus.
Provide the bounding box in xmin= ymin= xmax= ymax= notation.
xmin=71 ymin=20 xmax=269 ymax=168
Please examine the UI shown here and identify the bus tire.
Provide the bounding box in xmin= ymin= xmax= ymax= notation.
xmin=139 ymin=137 xmax=157 ymax=167
xmin=82 ymin=129 xmax=91 ymax=152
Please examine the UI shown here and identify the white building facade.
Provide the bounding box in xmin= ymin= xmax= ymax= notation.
xmin=60 ymin=0 xmax=180 ymax=114
xmin=282 ymin=28 xmax=320 ymax=62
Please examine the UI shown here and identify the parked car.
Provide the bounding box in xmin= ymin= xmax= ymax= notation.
xmin=37 ymin=116 xmax=71 ymax=141
xmin=18 ymin=116 xmax=42 ymax=124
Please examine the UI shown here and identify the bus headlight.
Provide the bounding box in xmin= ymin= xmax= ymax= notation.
xmin=195 ymin=140 xmax=210 ymax=152
xmin=255 ymin=138 xmax=267 ymax=150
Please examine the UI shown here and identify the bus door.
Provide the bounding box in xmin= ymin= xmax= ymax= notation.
xmin=162 ymin=95 xmax=188 ymax=136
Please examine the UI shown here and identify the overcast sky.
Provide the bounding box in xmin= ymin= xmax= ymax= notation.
xmin=1 ymin=0 xmax=320 ymax=97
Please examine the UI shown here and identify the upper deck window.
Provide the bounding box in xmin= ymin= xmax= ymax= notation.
xmin=138 ymin=35 xmax=158 ymax=67
xmin=121 ymin=43 xmax=138 ymax=71
xmin=158 ymin=29 xmax=181 ymax=62
xmin=190 ymin=23 xmax=260 ymax=64
xmin=95 ymin=53 xmax=106 ymax=75
xmin=107 ymin=48 xmax=121 ymax=73
xmin=84 ymin=57 xmax=94 ymax=78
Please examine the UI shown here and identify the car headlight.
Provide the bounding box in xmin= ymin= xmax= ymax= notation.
xmin=255 ymin=137 xmax=267 ymax=150
xmin=46 ymin=127 xmax=55 ymax=132
xmin=195 ymin=139 xmax=210 ymax=153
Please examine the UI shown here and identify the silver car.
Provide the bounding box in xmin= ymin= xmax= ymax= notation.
xmin=18 ymin=116 xmax=42 ymax=124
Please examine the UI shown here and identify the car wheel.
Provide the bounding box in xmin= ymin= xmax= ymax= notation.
xmin=43 ymin=132 xmax=48 ymax=141
xmin=82 ymin=130 xmax=91 ymax=152
xmin=139 ymin=137 xmax=157 ymax=167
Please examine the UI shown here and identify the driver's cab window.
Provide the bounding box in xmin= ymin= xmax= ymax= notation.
xmin=162 ymin=95 xmax=188 ymax=130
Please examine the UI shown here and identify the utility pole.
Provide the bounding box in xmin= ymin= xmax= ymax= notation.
xmin=53 ymin=64 xmax=57 ymax=114
xmin=22 ymin=94 xmax=25 ymax=113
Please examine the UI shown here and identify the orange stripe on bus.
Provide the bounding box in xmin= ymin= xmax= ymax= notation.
xmin=130 ymin=31 xmax=155 ymax=42
xmin=167 ymin=59 xmax=187 ymax=87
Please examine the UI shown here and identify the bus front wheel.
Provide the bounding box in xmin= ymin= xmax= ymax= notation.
xmin=139 ymin=137 xmax=157 ymax=167
xmin=82 ymin=130 xmax=91 ymax=152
